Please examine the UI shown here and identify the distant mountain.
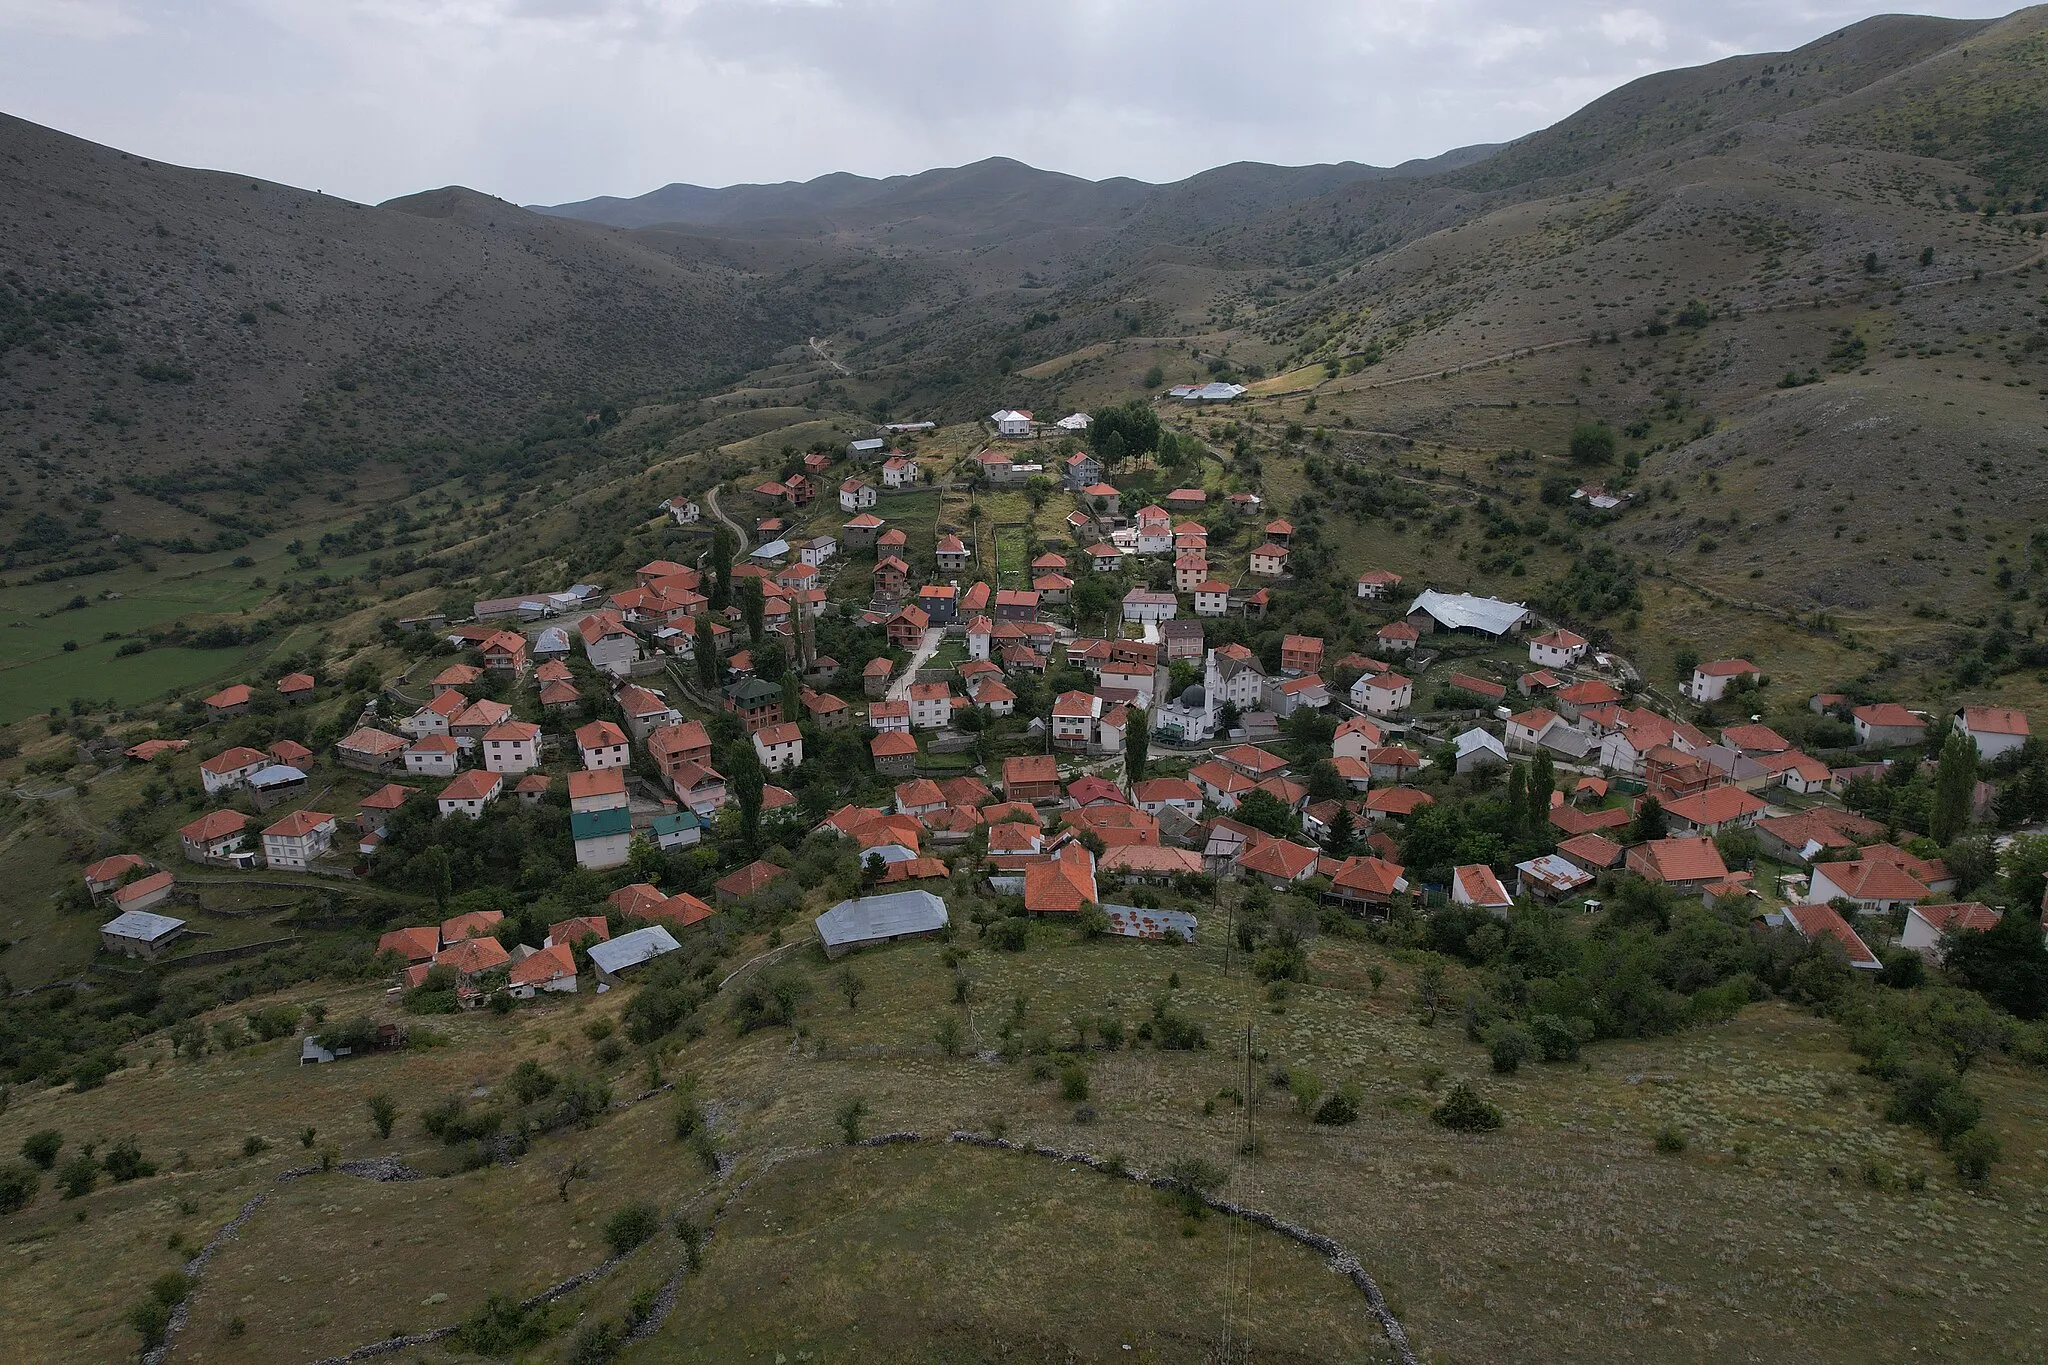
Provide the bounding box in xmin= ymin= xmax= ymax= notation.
xmin=531 ymin=145 xmax=1504 ymax=239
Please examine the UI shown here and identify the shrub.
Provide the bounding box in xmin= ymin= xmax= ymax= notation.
xmin=510 ymin=1059 xmax=559 ymax=1104
xmin=0 ymin=1164 xmax=37 ymax=1214
xmin=1488 ymin=1024 xmax=1537 ymax=1075
xmin=1161 ymin=1155 xmax=1227 ymax=1217
xmin=1653 ymin=1126 xmax=1688 ymax=1154
xmin=150 ymin=1271 xmax=191 ymax=1307
xmin=57 ymin=1153 xmax=99 ymax=1199
xmin=1287 ymin=1068 xmax=1324 ymax=1116
xmin=102 ymin=1138 xmax=155 ymax=1182
xmin=836 ymin=1096 xmax=868 ymax=1145
xmin=603 ymin=1202 xmax=660 ymax=1257
xmin=21 ymin=1129 xmax=61 ymax=1170
xmin=1313 ymin=1089 xmax=1360 ymax=1125
xmin=241 ymin=1135 xmax=269 ymax=1159
xmin=128 ymin=1299 xmax=171 ymax=1350
xmin=934 ymin=1014 xmax=964 ymax=1057
xmin=453 ymin=1293 xmax=554 ymax=1356
xmin=1884 ymin=1065 xmax=1982 ymax=1146
xmin=1950 ymin=1127 xmax=2001 ymax=1187
xmin=985 ymin=917 xmax=1028 ymax=952
xmin=1530 ymin=1014 xmax=1590 ymax=1063
xmin=1059 ymin=1064 xmax=1090 ymax=1103
xmin=1430 ymin=1082 xmax=1503 ymax=1133
xmin=244 ymin=1003 xmax=302 ymax=1041
xmin=367 ymin=1093 xmax=398 ymax=1139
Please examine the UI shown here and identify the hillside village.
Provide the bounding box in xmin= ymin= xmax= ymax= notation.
xmin=75 ymin=400 xmax=2046 ymax=1018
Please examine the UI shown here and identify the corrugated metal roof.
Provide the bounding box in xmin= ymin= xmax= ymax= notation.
xmin=571 ymin=807 xmax=633 ymax=839
xmin=1406 ymin=589 xmax=1531 ymax=637
xmin=587 ymin=925 xmax=681 ymax=973
xmin=101 ymin=910 xmax=185 ymax=941
xmin=815 ymin=890 xmax=949 ymax=949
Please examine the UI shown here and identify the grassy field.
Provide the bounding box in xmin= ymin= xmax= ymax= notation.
xmin=4 ymin=906 xmax=2046 ymax=1363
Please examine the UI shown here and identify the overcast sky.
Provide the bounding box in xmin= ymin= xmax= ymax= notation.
xmin=0 ymin=1 xmax=2006 ymax=206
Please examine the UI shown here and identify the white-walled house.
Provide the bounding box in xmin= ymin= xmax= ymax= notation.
xmin=481 ymin=721 xmax=542 ymax=774
xmin=1193 ymin=581 xmax=1232 ymax=617
xmin=1684 ymin=658 xmax=1761 ymax=703
xmin=261 ymin=809 xmax=336 ymax=870
xmin=404 ymin=735 xmax=461 ymax=777
xmin=991 ymin=409 xmax=1033 ymax=437
xmin=1122 ymin=589 xmax=1177 ymax=624
xmin=839 ymin=478 xmax=879 ymax=512
xmin=664 ymin=497 xmax=700 ymax=525
xmin=200 ymin=746 xmax=270 ymax=797
xmin=578 ymin=611 xmax=642 ymax=677
xmin=752 ymin=722 xmax=804 ymax=773
xmin=576 ymin=720 xmax=632 ymax=770
xmin=1527 ymin=628 xmax=1589 ymax=669
xmin=1955 ymin=706 xmax=2029 ymax=761
xmin=801 ymin=535 xmax=837 ymax=567
xmin=438 ymin=770 xmax=504 ymax=819
xmin=1352 ymin=672 xmax=1413 ymax=717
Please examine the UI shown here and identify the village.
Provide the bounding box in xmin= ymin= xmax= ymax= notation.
xmin=82 ymin=404 xmax=2040 ymax=1017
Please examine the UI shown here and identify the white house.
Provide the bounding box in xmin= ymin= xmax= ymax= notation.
xmin=571 ymin=805 xmax=632 ymax=870
xmin=664 ymin=497 xmax=700 ymax=525
xmin=438 ymin=770 xmax=504 ymax=819
xmin=576 ymin=720 xmax=632 ymax=770
xmin=481 ymin=721 xmax=542 ymax=775
xmin=199 ymin=746 xmax=270 ymax=797
xmin=404 ymin=735 xmax=461 ymax=777
xmin=1054 ymin=412 xmax=1091 ymax=433
xmin=1527 ymin=628 xmax=1590 ymax=669
xmin=752 ymin=722 xmax=804 ymax=773
xmin=1132 ymin=507 xmax=1173 ymax=555
xmin=1955 ymin=705 xmax=2029 ymax=761
xmin=1352 ymin=672 xmax=1413 ymax=717
xmin=1193 ymin=581 xmax=1232 ymax=617
xmin=1899 ymin=902 xmax=2001 ymax=962
xmin=1100 ymin=661 xmax=1156 ymax=707
xmin=1250 ymin=543 xmax=1290 ymax=577
xmin=1452 ymin=864 xmax=1514 ymax=912
xmin=1265 ymin=674 xmax=1329 ymax=717
xmin=801 ymin=535 xmax=837 ymax=567
xmin=1332 ymin=716 xmax=1383 ymax=761
xmin=578 ymin=611 xmax=642 ymax=677
xmin=1122 ymin=588 xmax=1177 ymax=624
xmin=881 ymin=454 xmax=920 ymax=487
xmin=1505 ymin=708 xmax=1564 ymax=752
xmin=909 ymin=682 xmax=954 ymax=730
xmin=1051 ymin=691 xmax=1100 ymax=750
xmin=1207 ymin=645 xmax=1266 ymax=718
xmin=1852 ymin=703 xmax=1925 ymax=749
xmin=966 ymin=615 xmax=993 ymax=661
xmin=839 ymin=478 xmax=879 ymax=512
xmin=1683 ymin=658 xmax=1761 ymax=703
xmin=991 ymin=409 xmax=1033 ymax=437
xmin=261 ymin=809 xmax=336 ymax=870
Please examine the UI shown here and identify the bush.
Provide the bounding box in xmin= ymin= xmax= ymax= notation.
xmin=128 ymin=1299 xmax=171 ymax=1351
xmin=985 ymin=917 xmax=1028 ymax=952
xmin=367 ymin=1093 xmax=398 ymax=1139
xmin=21 ymin=1129 xmax=61 ymax=1170
xmin=453 ymin=1293 xmax=553 ymax=1356
xmin=1530 ymin=1014 xmax=1591 ymax=1063
xmin=1653 ymin=1126 xmax=1688 ymax=1154
xmin=1950 ymin=1127 xmax=2001 ymax=1187
xmin=150 ymin=1270 xmax=191 ymax=1307
xmin=57 ymin=1153 xmax=99 ymax=1199
xmin=603 ymin=1202 xmax=660 ymax=1257
xmin=244 ymin=1003 xmax=302 ymax=1040
xmin=1488 ymin=1024 xmax=1537 ymax=1074
xmin=102 ymin=1138 xmax=155 ymax=1182
xmin=1884 ymin=1065 xmax=1982 ymax=1146
xmin=0 ymin=1164 xmax=37 ymax=1214
xmin=1059 ymin=1064 xmax=1089 ymax=1102
xmin=836 ymin=1096 xmax=869 ymax=1145
xmin=1430 ymin=1082 xmax=1503 ymax=1133
xmin=1313 ymin=1089 xmax=1360 ymax=1125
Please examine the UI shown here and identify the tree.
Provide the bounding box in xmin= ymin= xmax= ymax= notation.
xmin=1324 ymin=806 xmax=1355 ymax=857
xmin=1567 ymin=422 xmax=1616 ymax=466
xmin=695 ymin=615 xmax=719 ymax=691
xmin=835 ymin=1096 xmax=868 ymax=1145
xmin=627 ymin=834 xmax=664 ymax=886
xmin=2004 ymin=832 xmax=2048 ymax=913
xmin=1672 ymin=646 xmax=1699 ymax=681
xmin=708 ymin=524 xmax=735 ymax=609
xmin=781 ymin=671 xmax=803 ymax=726
xmin=729 ymin=748 xmax=765 ymax=853
xmin=1931 ymin=729 xmax=1979 ymax=845
xmin=20 ymin=1130 xmax=60 ymax=1171
xmin=1628 ymin=796 xmax=1667 ymax=843
xmin=367 ymin=1093 xmax=399 ymax=1139
xmin=1090 ymin=401 xmax=1160 ymax=465
xmin=1527 ymin=750 xmax=1556 ymax=838
xmin=740 ymin=576 xmax=764 ymax=645
xmin=1124 ymin=705 xmax=1150 ymax=782
xmin=1945 ymin=902 xmax=2048 ymax=1019
xmin=1024 ymin=475 xmax=1053 ymax=512
xmin=1234 ymin=788 xmax=1297 ymax=838
xmin=836 ymin=968 xmax=865 ymax=1011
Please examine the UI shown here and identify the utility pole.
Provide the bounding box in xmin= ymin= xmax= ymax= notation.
xmin=1243 ymin=1023 xmax=1256 ymax=1154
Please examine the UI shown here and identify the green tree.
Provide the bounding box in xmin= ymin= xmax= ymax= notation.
xmin=367 ymin=1093 xmax=398 ymax=1140
xmin=708 ymin=524 xmax=735 ymax=609
xmin=781 ymin=671 xmax=804 ymax=727
xmin=1526 ymin=750 xmax=1556 ymax=839
xmin=729 ymin=748 xmax=765 ymax=853
xmin=1124 ymin=705 xmax=1150 ymax=783
xmin=1628 ymin=796 xmax=1667 ymax=843
xmin=1931 ymin=729 xmax=1979 ymax=845
xmin=20 ymin=1130 xmax=61 ymax=1171
xmin=740 ymin=576 xmax=765 ymax=645
xmin=1324 ymin=806 xmax=1356 ymax=857
xmin=1089 ymin=402 xmax=1161 ymax=466
xmin=1568 ymin=422 xmax=1616 ymax=466
xmin=694 ymin=615 xmax=719 ymax=691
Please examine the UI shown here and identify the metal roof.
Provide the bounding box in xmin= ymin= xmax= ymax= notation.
xmin=248 ymin=764 xmax=307 ymax=787
xmin=814 ymin=890 xmax=950 ymax=949
xmin=751 ymin=539 xmax=791 ymax=560
xmin=587 ymin=925 xmax=681 ymax=974
xmin=570 ymin=807 xmax=633 ymax=840
xmin=101 ymin=910 xmax=186 ymax=942
xmin=1405 ymin=589 xmax=1531 ymax=637
xmin=1453 ymin=728 xmax=1506 ymax=759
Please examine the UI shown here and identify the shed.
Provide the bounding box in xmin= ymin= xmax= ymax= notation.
xmin=814 ymin=890 xmax=951 ymax=959
xmin=100 ymin=909 xmax=187 ymax=960
xmin=587 ymin=925 xmax=682 ymax=989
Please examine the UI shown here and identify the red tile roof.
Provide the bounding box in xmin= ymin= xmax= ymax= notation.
xmin=715 ymin=860 xmax=791 ymax=899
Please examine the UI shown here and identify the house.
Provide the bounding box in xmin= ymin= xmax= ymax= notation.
xmin=1193 ymin=580 xmax=1233 ymax=617
xmin=1052 ymin=691 xmax=1100 ymax=750
xmin=1852 ymin=703 xmax=1926 ymax=749
xmin=1332 ymin=715 xmax=1384 ymax=761
xmin=664 ymin=496 xmax=700 ymax=525
xmin=615 ymin=685 xmax=681 ymax=741
xmin=1121 ymin=588 xmax=1176 ymax=623
xmin=1782 ymin=903 xmax=1880 ymax=971
xmin=576 ymin=719 xmax=633 ymax=770
xmin=277 ymin=671 xmax=317 ymax=705
xmin=648 ymin=807 xmax=702 ymax=851
xmin=908 ymin=681 xmax=954 ymax=730
xmin=480 ymin=721 xmax=542 ymax=775
xmin=1173 ymin=552 xmax=1208 ymax=593
xmin=261 ymin=809 xmax=336 ymax=869
xmin=125 ymin=738 xmax=190 ymax=763
xmin=1132 ymin=777 xmax=1203 ymax=819
xmin=848 ymin=437 xmax=886 ymax=459
xmin=437 ymin=771 xmax=503 ymax=819
xmin=1062 ymin=450 xmax=1103 ymax=489
xmin=1084 ymin=542 xmax=1122 ymax=574
xmin=1518 ymin=670 xmax=1561 ymax=698
xmin=1453 ymin=728 xmax=1509 ymax=774
xmin=1720 ymin=723 xmax=1791 ymax=756
xmin=935 ymin=534 xmax=970 ymax=572
xmin=862 ymin=656 xmax=895 ymax=699
xmin=1249 ymin=543 xmax=1289 ymax=577
xmin=1515 ymin=854 xmax=1593 ymax=902
xmin=1955 ymin=706 xmax=2030 ymax=761
xmin=1189 ymin=759 xmax=1254 ymax=810
xmin=882 ymin=454 xmax=921 ymax=487
xmin=507 ymin=943 xmax=579 ymax=998
xmin=203 ymin=683 xmax=253 ymax=718
xmin=1662 ymin=786 xmax=1766 ymax=835
xmin=404 ymin=734 xmax=462 ymax=777
xmin=1160 ymin=619 xmax=1204 ymax=662
xmin=724 ymin=678 xmax=783 ymax=734
xmin=716 ymin=860 xmax=792 ymax=904
xmin=1683 ymin=659 xmax=1762 ymax=703
xmin=571 ymin=804 xmax=633 ymax=870
xmin=1806 ymin=859 xmax=1930 ymax=913
xmin=1900 ymin=903 xmax=2002 ymax=962
xmin=180 ymin=810 xmax=253 ymax=864
xmin=1553 ymin=679 xmax=1621 ymax=720
xmin=588 ymin=926 xmax=682 ymax=989
xmin=101 ymin=909 xmax=187 ymax=960
xmin=512 ymin=773 xmax=551 ymax=807
xmin=1024 ymin=843 xmax=1099 ymax=915
xmin=801 ymin=687 xmax=851 ymax=730
xmin=885 ymin=604 xmax=927 ymax=649
xmin=752 ymin=721 xmax=804 ymax=772
xmin=1280 ymin=635 xmax=1325 ymax=678
xmin=1265 ymin=674 xmax=1329 ymax=717
xmin=1033 ymin=573 xmax=1073 ymax=605
xmin=996 ymin=588 xmax=1040 ymax=622
xmin=916 ymin=583 xmax=959 ymax=626
xmin=1556 ymin=833 xmax=1625 ymax=875
xmin=815 ymin=890 xmax=950 ymax=959
xmin=1003 ymin=754 xmax=1062 ymax=803
xmin=1405 ymin=590 xmax=1531 ymax=638
xmin=1624 ymin=836 xmax=1728 ymax=892
xmin=1527 ymin=628 xmax=1590 ymax=669
xmin=1208 ymin=644 xmax=1267 ymax=718
xmin=1132 ymin=506 xmax=1173 ymax=554
xmin=1322 ymin=855 xmax=1408 ymax=917
xmin=104 ymin=867 xmax=175 ymax=916
xmin=481 ymin=630 xmax=530 ymax=677
xmin=1452 ymin=864 xmax=1514 ymax=912
xmin=1376 ymin=621 xmax=1420 ymax=654
xmin=200 ymin=746 xmax=270 ymax=796
xmin=975 ymin=449 xmax=1016 ymax=482
xmin=991 ymin=409 xmax=1034 ymax=438
xmin=869 ymin=699 xmax=912 ymax=733
xmin=840 ymin=478 xmax=879 ymax=512
xmin=669 ymin=761 xmax=728 ymax=818
xmin=1356 ymin=570 xmax=1402 ymax=601
xmin=1352 ymin=673 xmax=1413 ymax=717
xmin=1242 ymin=837 xmax=1321 ymax=888
xmin=843 ymin=513 xmax=885 ymax=548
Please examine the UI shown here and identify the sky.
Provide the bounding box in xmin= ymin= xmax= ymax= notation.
xmin=0 ymin=1 xmax=2008 ymax=206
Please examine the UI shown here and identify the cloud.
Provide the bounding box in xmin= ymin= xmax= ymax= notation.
xmin=0 ymin=0 xmax=2006 ymax=204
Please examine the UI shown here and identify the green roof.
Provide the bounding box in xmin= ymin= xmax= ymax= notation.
xmin=651 ymin=811 xmax=700 ymax=834
xmin=724 ymin=679 xmax=781 ymax=704
xmin=571 ymin=807 xmax=633 ymax=840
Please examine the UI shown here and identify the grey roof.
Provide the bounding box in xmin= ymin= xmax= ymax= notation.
xmin=101 ymin=910 xmax=185 ymax=942
xmin=1516 ymin=854 xmax=1593 ymax=894
xmin=849 ymin=437 xmax=887 ymax=450
xmin=249 ymin=764 xmax=307 ymax=787
xmin=751 ymin=539 xmax=791 ymax=560
xmin=1101 ymin=904 xmax=1197 ymax=942
xmin=1406 ymin=589 xmax=1531 ymax=637
xmin=815 ymin=890 xmax=950 ymax=949
xmin=588 ymin=925 xmax=681 ymax=974
xmin=1453 ymin=729 xmax=1507 ymax=759
xmin=535 ymin=626 xmax=572 ymax=652
xmin=1539 ymin=728 xmax=1596 ymax=761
